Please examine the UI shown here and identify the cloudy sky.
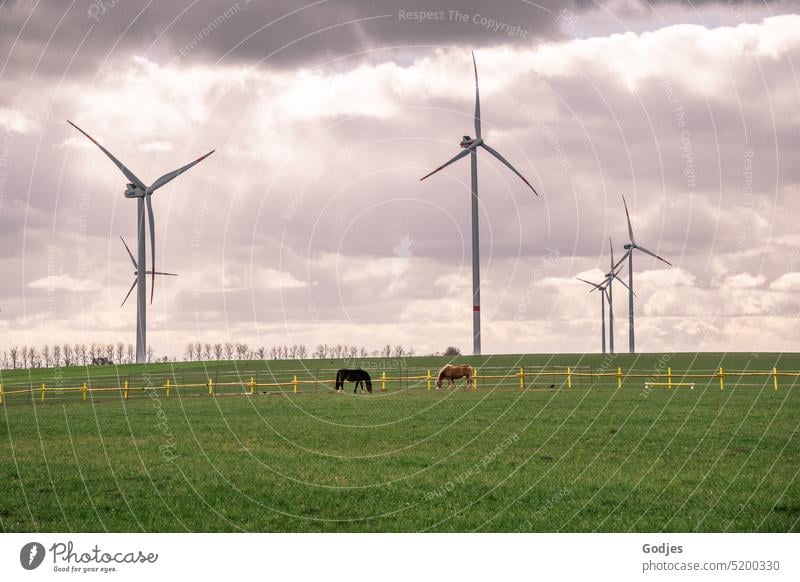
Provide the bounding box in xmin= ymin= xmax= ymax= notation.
xmin=1 ymin=0 xmax=799 ymax=357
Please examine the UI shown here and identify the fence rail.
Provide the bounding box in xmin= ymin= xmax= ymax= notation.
xmin=0 ymin=365 xmax=795 ymax=405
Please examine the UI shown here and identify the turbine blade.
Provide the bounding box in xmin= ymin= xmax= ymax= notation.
xmin=67 ymin=121 xmax=146 ymax=190
xmin=621 ymin=193 xmax=635 ymax=243
xmin=419 ymin=148 xmax=471 ymax=181
xmin=472 ymin=51 xmax=481 ymax=140
xmin=120 ymin=236 xmax=137 ymax=269
xmin=636 ymin=245 xmax=672 ymax=266
xmin=148 ymin=150 xmax=215 ymax=192
xmin=121 ymin=279 xmax=137 ymax=307
xmin=613 ymin=249 xmax=631 ymax=272
xmin=613 ymin=272 xmax=633 ymax=293
xmin=146 ymin=271 xmax=178 ymax=277
xmin=146 ymin=194 xmax=156 ymax=304
xmin=480 ymin=142 xmax=538 ymax=196
xmin=609 ymin=237 xmax=615 ymax=270
xmin=575 ymin=277 xmax=602 ymax=290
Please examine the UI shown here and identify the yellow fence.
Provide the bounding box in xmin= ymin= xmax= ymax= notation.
xmin=0 ymin=365 xmax=796 ymax=405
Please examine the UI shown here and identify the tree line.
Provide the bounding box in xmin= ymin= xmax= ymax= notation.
xmin=0 ymin=342 xmax=419 ymax=370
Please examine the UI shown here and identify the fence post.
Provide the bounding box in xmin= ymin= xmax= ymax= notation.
xmin=0 ymin=383 xmax=3 ymax=405
xmin=250 ymin=377 xmax=255 ymax=395
xmin=773 ymin=367 xmax=778 ymax=391
xmin=473 ymin=369 xmax=478 ymax=391
xmin=41 ymin=383 xmax=46 ymax=402
xmin=427 ymin=369 xmax=431 ymax=391
xmin=668 ymin=367 xmax=672 ymax=389
xmin=381 ymin=371 xmax=386 ymax=392
xmin=567 ymin=367 xmax=572 ymax=389
xmin=82 ymin=382 xmax=87 ymax=401
xmin=124 ymin=380 xmax=129 ymax=400
xmin=617 ymin=367 xmax=622 ymax=389
xmin=292 ymin=375 xmax=298 ymax=394
xmin=719 ymin=367 xmax=724 ymax=391
xmin=165 ymin=379 xmax=171 ymax=399
xmin=208 ymin=378 xmax=214 ymax=396
xmin=519 ymin=367 xmax=525 ymax=390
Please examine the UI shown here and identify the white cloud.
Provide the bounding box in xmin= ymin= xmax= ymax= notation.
xmin=257 ymin=268 xmax=306 ymax=290
xmin=140 ymin=140 xmax=174 ymax=152
xmin=27 ymin=275 xmax=101 ymax=292
xmin=723 ymin=272 xmax=766 ymax=289
xmin=769 ymin=273 xmax=800 ymax=292
xmin=0 ymin=108 xmax=35 ymax=133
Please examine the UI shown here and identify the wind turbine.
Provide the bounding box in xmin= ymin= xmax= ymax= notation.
xmin=419 ymin=52 xmax=539 ymax=356
xmin=615 ymin=194 xmax=672 ymax=353
xmin=576 ymin=276 xmax=609 ymax=354
xmin=120 ymin=237 xmax=177 ymax=307
xmin=69 ymin=121 xmax=213 ymax=363
xmin=576 ymin=243 xmax=630 ymax=354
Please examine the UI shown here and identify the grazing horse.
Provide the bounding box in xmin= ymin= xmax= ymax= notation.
xmin=436 ymin=364 xmax=473 ymax=389
xmin=335 ymin=369 xmax=373 ymax=393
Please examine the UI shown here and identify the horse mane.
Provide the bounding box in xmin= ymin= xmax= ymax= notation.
xmin=437 ymin=365 xmax=449 ymax=382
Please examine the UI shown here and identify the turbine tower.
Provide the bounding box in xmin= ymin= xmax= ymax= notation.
xmin=69 ymin=121 xmax=213 ymax=363
xmin=615 ymin=194 xmax=672 ymax=353
xmin=419 ymin=52 xmax=539 ymax=355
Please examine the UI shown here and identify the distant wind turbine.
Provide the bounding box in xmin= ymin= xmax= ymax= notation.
xmin=615 ymin=194 xmax=672 ymax=353
xmin=69 ymin=121 xmax=213 ymax=363
xmin=419 ymin=52 xmax=539 ymax=356
xmin=120 ymin=237 xmax=177 ymax=307
xmin=577 ymin=241 xmax=630 ymax=354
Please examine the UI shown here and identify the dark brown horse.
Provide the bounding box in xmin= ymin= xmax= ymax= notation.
xmin=335 ymin=369 xmax=373 ymax=393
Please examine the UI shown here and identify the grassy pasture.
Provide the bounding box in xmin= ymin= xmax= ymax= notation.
xmin=1 ymin=352 xmax=798 ymax=532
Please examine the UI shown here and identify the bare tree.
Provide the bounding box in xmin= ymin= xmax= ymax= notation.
xmin=297 ymin=344 xmax=307 ymax=359
xmin=234 ymin=343 xmax=248 ymax=360
xmin=53 ymin=344 xmax=62 ymax=367
xmin=213 ymin=343 xmax=223 ymax=360
xmin=62 ymin=344 xmax=73 ymax=366
xmin=255 ymin=346 xmax=266 ymax=360
xmin=42 ymin=345 xmax=51 ymax=368
xmin=382 ymin=344 xmax=392 ymax=358
xmin=202 ymin=343 xmax=212 ymax=360
xmin=444 ymin=346 xmax=461 ymax=356
xmin=224 ymin=343 xmax=234 ymax=360
xmin=147 ymin=345 xmax=154 ymax=362
xmin=115 ymin=343 xmax=125 ymax=364
xmin=9 ymin=346 xmax=19 ymax=369
xmin=76 ymin=344 xmax=86 ymax=366
xmin=185 ymin=343 xmax=195 ymax=361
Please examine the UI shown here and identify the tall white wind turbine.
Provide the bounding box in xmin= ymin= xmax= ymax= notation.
xmin=419 ymin=52 xmax=539 ymax=355
xmin=69 ymin=121 xmax=214 ymax=363
xmin=615 ymin=194 xmax=671 ymax=353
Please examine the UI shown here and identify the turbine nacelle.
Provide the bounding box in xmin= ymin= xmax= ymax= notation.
xmin=124 ymin=183 xmax=145 ymax=198
xmin=460 ymin=135 xmax=481 ymax=148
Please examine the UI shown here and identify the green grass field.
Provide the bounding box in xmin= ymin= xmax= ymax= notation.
xmin=1 ymin=352 xmax=799 ymax=532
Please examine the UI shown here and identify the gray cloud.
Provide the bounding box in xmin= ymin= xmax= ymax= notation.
xmin=2 ymin=1 xmax=800 ymax=356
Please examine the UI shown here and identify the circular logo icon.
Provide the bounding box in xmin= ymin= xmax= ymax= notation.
xmin=20 ymin=542 xmax=46 ymax=570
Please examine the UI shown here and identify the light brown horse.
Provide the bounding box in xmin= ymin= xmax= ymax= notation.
xmin=436 ymin=364 xmax=473 ymax=389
